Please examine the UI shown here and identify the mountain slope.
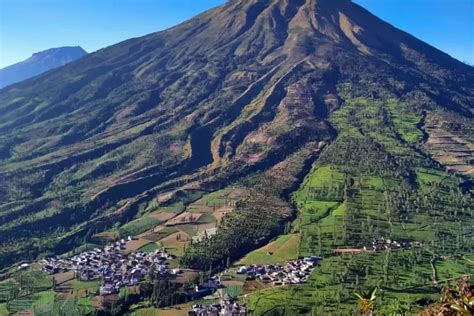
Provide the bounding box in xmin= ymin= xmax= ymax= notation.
xmin=0 ymin=0 xmax=472 ymax=273
xmin=0 ymin=46 xmax=87 ymax=89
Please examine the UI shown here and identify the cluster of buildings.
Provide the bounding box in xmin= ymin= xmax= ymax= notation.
xmin=236 ymin=256 xmax=321 ymax=285
xmin=41 ymin=239 xmax=178 ymax=295
xmin=362 ymin=238 xmax=423 ymax=252
xmin=189 ymin=293 xmax=247 ymax=316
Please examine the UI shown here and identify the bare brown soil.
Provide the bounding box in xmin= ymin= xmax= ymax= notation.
xmin=221 ymin=280 xmax=245 ymax=287
xmin=124 ymin=238 xmax=150 ymax=253
xmin=165 ymin=212 xmax=203 ymax=226
xmin=332 ymin=248 xmax=365 ymax=254
xmin=425 ymin=120 xmax=474 ymax=175
xmin=149 ymin=211 xmax=176 ymax=222
xmin=156 ymin=304 xmax=191 ymax=316
xmin=213 ymin=207 xmax=234 ymax=223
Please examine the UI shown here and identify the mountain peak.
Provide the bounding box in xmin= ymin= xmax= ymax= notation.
xmin=31 ymin=46 xmax=87 ymax=58
xmin=0 ymin=46 xmax=87 ymax=89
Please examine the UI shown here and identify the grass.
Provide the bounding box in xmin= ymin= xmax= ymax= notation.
xmin=300 ymin=166 xmax=346 ymax=189
xmin=186 ymin=187 xmax=246 ymax=214
xmin=153 ymin=202 xmax=186 ymax=214
xmin=196 ymin=189 xmax=232 ymax=206
xmin=362 ymin=176 xmax=384 ymax=189
xmin=300 ymin=201 xmax=339 ymax=221
xmin=238 ymin=234 xmax=300 ymax=265
xmin=7 ymin=290 xmax=55 ymax=314
xmin=0 ymin=280 xmax=18 ymax=303
xmin=434 ymin=258 xmax=473 ymax=281
xmin=13 ymin=270 xmax=52 ymax=292
xmin=176 ymin=224 xmax=199 ymax=237
xmin=197 ymin=213 xmax=217 ymax=224
xmin=387 ymin=99 xmax=424 ymax=144
xmin=131 ymin=308 xmax=161 ymax=316
xmin=172 ymin=190 xmax=206 ymax=205
xmin=70 ymin=280 xmax=100 ymax=292
xmin=74 ymin=296 xmax=95 ymax=314
xmin=31 ymin=290 xmax=55 ymax=310
xmin=32 ymin=298 xmax=93 ymax=315
xmin=159 ymin=234 xmax=188 ymax=258
xmin=119 ymin=215 xmax=162 ymax=237
xmin=0 ymin=303 xmax=7 ymax=316
xmin=138 ymin=242 xmax=160 ymax=253
xmin=222 ymin=285 xmax=244 ymax=297
xmin=62 ymin=243 xmax=102 ymax=257
xmin=142 ymin=227 xmax=178 ymax=242
xmin=332 ymin=202 xmax=347 ymax=216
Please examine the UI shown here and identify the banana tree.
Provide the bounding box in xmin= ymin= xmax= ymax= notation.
xmin=354 ymin=287 xmax=378 ymax=316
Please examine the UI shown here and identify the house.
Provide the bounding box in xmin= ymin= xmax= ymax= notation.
xmin=18 ymin=263 xmax=30 ymax=270
xmin=237 ymin=266 xmax=248 ymax=274
xmin=100 ymin=285 xmax=115 ymax=296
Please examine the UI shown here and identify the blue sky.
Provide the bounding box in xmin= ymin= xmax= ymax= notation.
xmin=0 ymin=0 xmax=472 ymax=68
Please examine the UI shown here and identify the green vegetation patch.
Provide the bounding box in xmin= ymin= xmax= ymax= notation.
xmin=63 ymin=243 xmax=102 ymax=257
xmin=138 ymin=242 xmax=160 ymax=253
xmin=7 ymin=290 xmax=55 ymax=314
xmin=238 ymin=234 xmax=300 ymax=265
xmin=251 ymin=94 xmax=473 ymax=314
xmin=0 ymin=280 xmax=19 ymax=303
xmin=150 ymin=201 xmax=186 ymax=214
xmin=142 ymin=227 xmax=178 ymax=242
xmin=197 ymin=213 xmax=217 ymax=224
xmin=119 ymin=215 xmax=163 ymax=237
xmin=0 ymin=303 xmax=7 ymax=316
xmin=387 ymin=99 xmax=424 ymax=144
xmin=13 ymin=270 xmax=52 ymax=293
xmin=70 ymin=280 xmax=100 ymax=292
xmin=222 ymin=284 xmax=244 ymax=297
xmin=247 ymin=250 xmax=470 ymax=315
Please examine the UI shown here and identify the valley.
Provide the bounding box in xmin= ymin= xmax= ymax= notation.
xmin=0 ymin=0 xmax=473 ymax=314
xmin=1 ymin=91 xmax=472 ymax=316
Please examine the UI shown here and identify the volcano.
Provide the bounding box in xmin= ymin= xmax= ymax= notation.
xmin=0 ymin=0 xmax=472 ymax=275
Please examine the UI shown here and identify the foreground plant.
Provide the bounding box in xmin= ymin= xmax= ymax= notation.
xmin=421 ymin=276 xmax=473 ymax=316
xmin=450 ymin=297 xmax=474 ymax=315
xmin=354 ymin=287 xmax=377 ymax=316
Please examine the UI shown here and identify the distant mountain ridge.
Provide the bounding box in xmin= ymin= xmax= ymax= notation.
xmin=0 ymin=46 xmax=87 ymax=89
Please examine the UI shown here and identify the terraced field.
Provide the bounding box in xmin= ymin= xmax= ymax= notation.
xmin=245 ymin=97 xmax=474 ymax=315
xmin=424 ymin=114 xmax=474 ymax=175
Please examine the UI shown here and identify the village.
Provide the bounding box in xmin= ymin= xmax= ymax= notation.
xmin=186 ymin=256 xmax=322 ymax=315
xmin=236 ymin=256 xmax=321 ymax=286
xmin=362 ymin=237 xmax=423 ymax=252
xmin=40 ymin=238 xmax=178 ymax=296
xmin=189 ymin=293 xmax=248 ymax=316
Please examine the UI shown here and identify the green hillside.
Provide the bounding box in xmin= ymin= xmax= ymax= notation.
xmin=246 ymin=91 xmax=473 ymax=315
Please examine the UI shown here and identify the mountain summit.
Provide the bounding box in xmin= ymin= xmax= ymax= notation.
xmin=0 ymin=46 xmax=87 ymax=89
xmin=0 ymin=0 xmax=472 ymax=274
